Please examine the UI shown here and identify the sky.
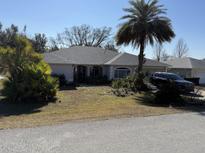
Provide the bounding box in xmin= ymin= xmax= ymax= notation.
xmin=0 ymin=0 xmax=205 ymax=59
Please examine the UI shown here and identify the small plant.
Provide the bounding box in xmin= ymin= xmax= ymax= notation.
xmin=112 ymin=74 xmax=148 ymax=97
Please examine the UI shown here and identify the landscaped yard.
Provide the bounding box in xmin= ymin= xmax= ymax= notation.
xmin=2 ymin=83 xmax=204 ymax=129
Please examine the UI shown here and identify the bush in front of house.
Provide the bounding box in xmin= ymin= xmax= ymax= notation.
xmin=51 ymin=74 xmax=68 ymax=87
xmin=2 ymin=62 xmax=58 ymax=103
xmin=112 ymin=74 xmax=148 ymax=97
xmin=154 ymin=80 xmax=184 ymax=106
xmin=112 ymin=76 xmax=134 ymax=90
xmin=0 ymin=36 xmax=58 ymax=103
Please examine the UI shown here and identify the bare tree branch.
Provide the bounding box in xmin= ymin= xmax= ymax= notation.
xmin=52 ymin=25 xmax=112 ymax=48
xmin=174 ymin=38 xmax=189 ymax=58
xmin=153 ymin=43 xmax=168 ymax=61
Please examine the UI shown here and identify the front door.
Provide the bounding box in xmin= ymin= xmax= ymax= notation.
xmin=77 ymin=66 xmax=87 ymax=83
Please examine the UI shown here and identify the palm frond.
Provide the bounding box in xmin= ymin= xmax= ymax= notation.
xmin=116 ymin=0 xmax=175 ymax=48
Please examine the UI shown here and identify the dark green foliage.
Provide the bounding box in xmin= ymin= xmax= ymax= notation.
xmin=154 ymin=80 xmax=184 ymax=106
xmin=2 ymin=67 xmax=58 ymax=103
xmin=133 ymin=73 xmax=148 ymax=91
xmin=0 ymin=24 xmax=19 ymax=48
xmin=0 ymin=23 xmax=48 ymax=53
xmin=116 ymin=0 xmax=175 ymax=78
xmin=51 ymin=74 xmax=68 ymax=87
xmin=31 ymin=33 xmax=47 ymax=53
xmin=112 ymin=76 xmax=135 ymax=90
xmin=0 ymin=34 xmax=58 ymax=103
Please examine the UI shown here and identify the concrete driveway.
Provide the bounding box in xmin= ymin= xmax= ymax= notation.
xmin=1 ymin=112 xmax=205 ymax=152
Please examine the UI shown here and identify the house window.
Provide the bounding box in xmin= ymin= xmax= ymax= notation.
xmin=114 ymin=68 xmax=130 ymax=79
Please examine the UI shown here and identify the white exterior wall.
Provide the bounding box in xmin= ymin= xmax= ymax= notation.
xmin=108 ymin=65 xmax=167 ymax=80
xmin=192 ymin=68 xmax=205 ymax=84
xmin=50 ymin=64 xmax=74 ymax=82
xmin=49 ymin=63 xmax=167 ymax=83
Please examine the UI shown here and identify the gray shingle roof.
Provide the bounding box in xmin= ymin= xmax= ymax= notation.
xmin=165 ymin=57 xmax=205 ymax=69
xmin=44 ymin=46 xmax=168 ymax=67
xmin=44 ymin=46 xmax=118 ymax=65
xmin=105 ymin=52 xmax=169 ymax=67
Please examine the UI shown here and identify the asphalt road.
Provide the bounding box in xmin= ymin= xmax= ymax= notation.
xmin=1 ymin=112 xmax=205 ymax=152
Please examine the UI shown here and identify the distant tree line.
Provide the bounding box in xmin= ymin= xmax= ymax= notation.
xmin=0 ymin=23 xmax=118 ymax=53
xmin=50 ymin=24 xmax=118 ymax=52
xmin=0 ymin=23 xmax=48 ymax=53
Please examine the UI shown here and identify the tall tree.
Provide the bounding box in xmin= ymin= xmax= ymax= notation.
xmin=53 ymin=24 xmax=112 ymax=48
xmin=174 ymin=38 xmax=189 ymax=58
xmin=116 ymin=0 xmax=175 ymax=75
xmin=0 ymin=23 xmax=19 ymax=48
xmin=31 ymin=33 xmax=47 ymax=53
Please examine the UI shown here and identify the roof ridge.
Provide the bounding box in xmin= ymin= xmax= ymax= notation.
xmin=70 ymin=46 xmax=119 ymax=53
xmin=104 ymin=52 xmax=124 ymax=64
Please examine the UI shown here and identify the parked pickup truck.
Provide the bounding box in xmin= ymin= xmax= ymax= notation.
xmin=150 ymin=72 xmax=194 ymax=93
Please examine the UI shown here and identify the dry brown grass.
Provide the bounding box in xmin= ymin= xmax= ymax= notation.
xmin=0 ymin=86 xmax=186 ymax=129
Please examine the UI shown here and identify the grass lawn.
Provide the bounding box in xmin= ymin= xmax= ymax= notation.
xmin=0 ymin=84 xmax=205 ymax=129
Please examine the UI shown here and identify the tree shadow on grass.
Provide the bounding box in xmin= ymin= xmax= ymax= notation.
xmin=0 ymin=98 xmax=56 ymax=117
xmin=135 ymin=92 xmax=205 ymax=116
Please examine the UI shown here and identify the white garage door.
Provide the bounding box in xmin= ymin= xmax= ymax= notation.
xmin=196 ymin=72 xmax=205 ymax=84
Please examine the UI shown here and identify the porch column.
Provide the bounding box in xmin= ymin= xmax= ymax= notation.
xmin=86 ymin=66 xmax=91 ymax=77
xmin=109 ymin=66 xmax=114 ymax=80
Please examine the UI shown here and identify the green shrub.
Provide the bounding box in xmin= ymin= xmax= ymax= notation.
xmin=133 ymin=72 xmax=148 ymax=91
xmin=52 ymin=74 xmax=67 ymax=87
xmin=2 ymin=62 xmax=58 ymax=103
xmin=112 ymin=74 xmax=148 ymax=95
xmin=0 ymin=36 xmax=59 ymax=103
xmin=154 ymin=80 xmax=184 ymax=106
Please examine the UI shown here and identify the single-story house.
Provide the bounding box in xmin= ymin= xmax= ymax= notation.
xmin=44 ymin=46 xmax=168 ymax=83
xmin=165 ymin=57 xmax=205 ymax=84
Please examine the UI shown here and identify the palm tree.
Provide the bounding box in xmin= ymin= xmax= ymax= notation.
xmin=116 ymin=0 xmax=175 ymax=74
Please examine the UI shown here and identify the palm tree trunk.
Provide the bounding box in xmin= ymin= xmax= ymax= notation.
xmin=137 ymin=41 xmax=145 ymax=74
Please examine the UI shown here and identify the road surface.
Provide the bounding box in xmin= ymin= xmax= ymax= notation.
xmin=1 ymin=112 xmax=205 ymax=152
